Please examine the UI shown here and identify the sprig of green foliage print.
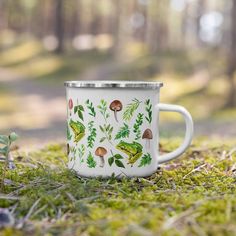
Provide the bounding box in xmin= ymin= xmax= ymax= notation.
xmin=138 ymin=153 xmax=152 ymax=167
xmin=97 ymin=99 xmax=109 ymax=123
xmin=145 ymin=99 xmax=152 ymax=124
xmin=86 ymin=99 xmax=96 ymax=117
xmin=87 ymin=151 xmax=96 ymax=168
xmin=123 ymin=99 xmax=142 ymax=121
xmin=74 ymin=104 xmax=85 ymax=121
xmin=115 ymin=123 xmax=130 ymax=140
xmin=78 ymin=144 xmax=85 ymax=163
xmin=87 ymin=121 xmax=97 ymax=148
xmin=133 ymin=113 xmax=143 ymax=140
xmin=99 ymin=124 xmax=113 ymax=144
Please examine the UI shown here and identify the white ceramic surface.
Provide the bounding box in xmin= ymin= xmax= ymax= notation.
xmin=65 ymin=81 xmax=193 ymax=178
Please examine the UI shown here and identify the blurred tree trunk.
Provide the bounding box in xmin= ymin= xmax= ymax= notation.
xmin=226 ymin=0 xmax=236 ymax=107
xmin=181 ymin=2 xmax=189 ymax=48
xmin=145 ymin=0 xmax=169 ymax=53
xmin=195 ymin=0 xmax=206 ymax=46
xmin=54 ymin=0 xmax=64 ymax=54
xmin=0 ymin=1 xmax=8 ymax=32
xmin=112 ymin=0 xmax=127 ymax=58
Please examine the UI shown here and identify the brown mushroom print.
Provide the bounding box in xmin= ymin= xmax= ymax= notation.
xmin=142 ymin=129 xmax=153 ymax=149
xmin=109 ymin=100 xmax=122 ymax=122
xmin=95 ymin=147 xmax=107 ymax=167
xmin=68 ymin=99 xmax=73 ymax=116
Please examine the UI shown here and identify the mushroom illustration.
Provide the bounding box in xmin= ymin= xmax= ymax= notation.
xmin=68 ymin=99 xmax=73 ymax=116
xmin=109 ymin=100 xmax=122 ymax=122
xmin=95 ymin=147 xmax=107 ymax=167
xmin=142 ymin=129 xmax=153 ymax=149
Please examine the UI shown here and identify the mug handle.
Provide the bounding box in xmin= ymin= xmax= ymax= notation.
xmin=156 ymin=103 xmax=194 ymax=164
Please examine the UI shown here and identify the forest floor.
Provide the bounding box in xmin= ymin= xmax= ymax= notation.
xmin=0 ymin=138 xmax=236 ymax=235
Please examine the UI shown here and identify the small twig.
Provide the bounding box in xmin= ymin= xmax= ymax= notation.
xmin=163 ymin=196 xmax=224 ymax=230
xmin=0 ymin=194 xmax=20 ymax=200
xmin=31 ymin=204 xmax=48 ymax=218
xmin=183 ymin=163 xmax=207 ymax=179
xmin=10 ymin=203 xmax=19 ymax=214
xmin=76 ymin=195 xmax=99 ymax=202
xmin=66 ymin=192 xmax=76 ymax=202
xmin=16 ymin=198 xmax=41 ymax=228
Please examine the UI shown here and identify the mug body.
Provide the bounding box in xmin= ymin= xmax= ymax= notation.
xmin=65 ymin=81 xmax=163 ymax=178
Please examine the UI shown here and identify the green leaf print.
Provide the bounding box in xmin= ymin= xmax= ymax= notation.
xmin=87 ymin=121 xmax=97 ymax=148
xmin=138 ymin=153 xmax=152 ymax=167
xmin=99 ymin=124 xmax=113 ymax=144
xmin=78 ymin=144 xmax=85 ymax=163
xmin=145 ymin=99 xmax=152 ymax=124
xmin=108 ymin=152 xmax=125 ymax=168
xmin=74 ymin=103 xmax=85 ymax=121
xmin=98 ymin=99 xmax=109 ymax=123
xmin=115 ymin=123 xmax=130 ymax=140
xmin=87 ymin=152 xmax=96 ymax=168
xmin=108 ymin=156 xmax=114 ymax=166
xmin=123 ymin=99 xmax=142 ymax=121
xmin=86 ymin=99 xmax=96 ymax=117
xmin=133 ymin=113 xmax=144 ymax=140
xmin=115 ymin=159 xmax=125 ymax=168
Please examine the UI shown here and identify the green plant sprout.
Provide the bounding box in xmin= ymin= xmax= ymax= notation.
xmin=0 ymin=132 xmax=18 ymax=190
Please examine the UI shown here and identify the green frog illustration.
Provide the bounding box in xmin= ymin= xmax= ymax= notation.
xmin=116 ymin=140 xmax=143 ymax=165
xmin=69 ymin=119 xmax=85 ymax=143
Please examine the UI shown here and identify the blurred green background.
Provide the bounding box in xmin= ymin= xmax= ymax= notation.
xmin=0 ymin=0 xmax=235 ymax=147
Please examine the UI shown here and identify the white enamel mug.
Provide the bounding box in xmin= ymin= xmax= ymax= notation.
xmin=65 ymin=81 xmax=193 ymax=178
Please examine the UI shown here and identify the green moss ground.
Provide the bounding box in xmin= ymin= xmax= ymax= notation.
xmin=0 ymin=137 xmax=236 ymax=235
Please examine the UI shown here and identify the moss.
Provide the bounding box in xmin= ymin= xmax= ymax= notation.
xmin=0 ymin=138 xmax=236 ymax=235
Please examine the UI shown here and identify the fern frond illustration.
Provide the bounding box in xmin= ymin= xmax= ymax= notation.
xmin=87 ymin=151 xmax=96 ymax=168
xmin=87 ymin=121 xmax=97 ymax=148
xmin=97 ymin=99 xmax=109 ymax=123
xmin=115 ymin=123 xmax=130 ymax=140
xmin=138 ymin=153 xmax=152 ymax=167
xmin=133 ymin=113 xmax=144 ymax=140
xmin=145 ymin=99 xmax=152 ymax=124
xmin=123 ymin=98 xmax=142 ymax=121
xmin=86 ymin=99 xmax=96 ymax=117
